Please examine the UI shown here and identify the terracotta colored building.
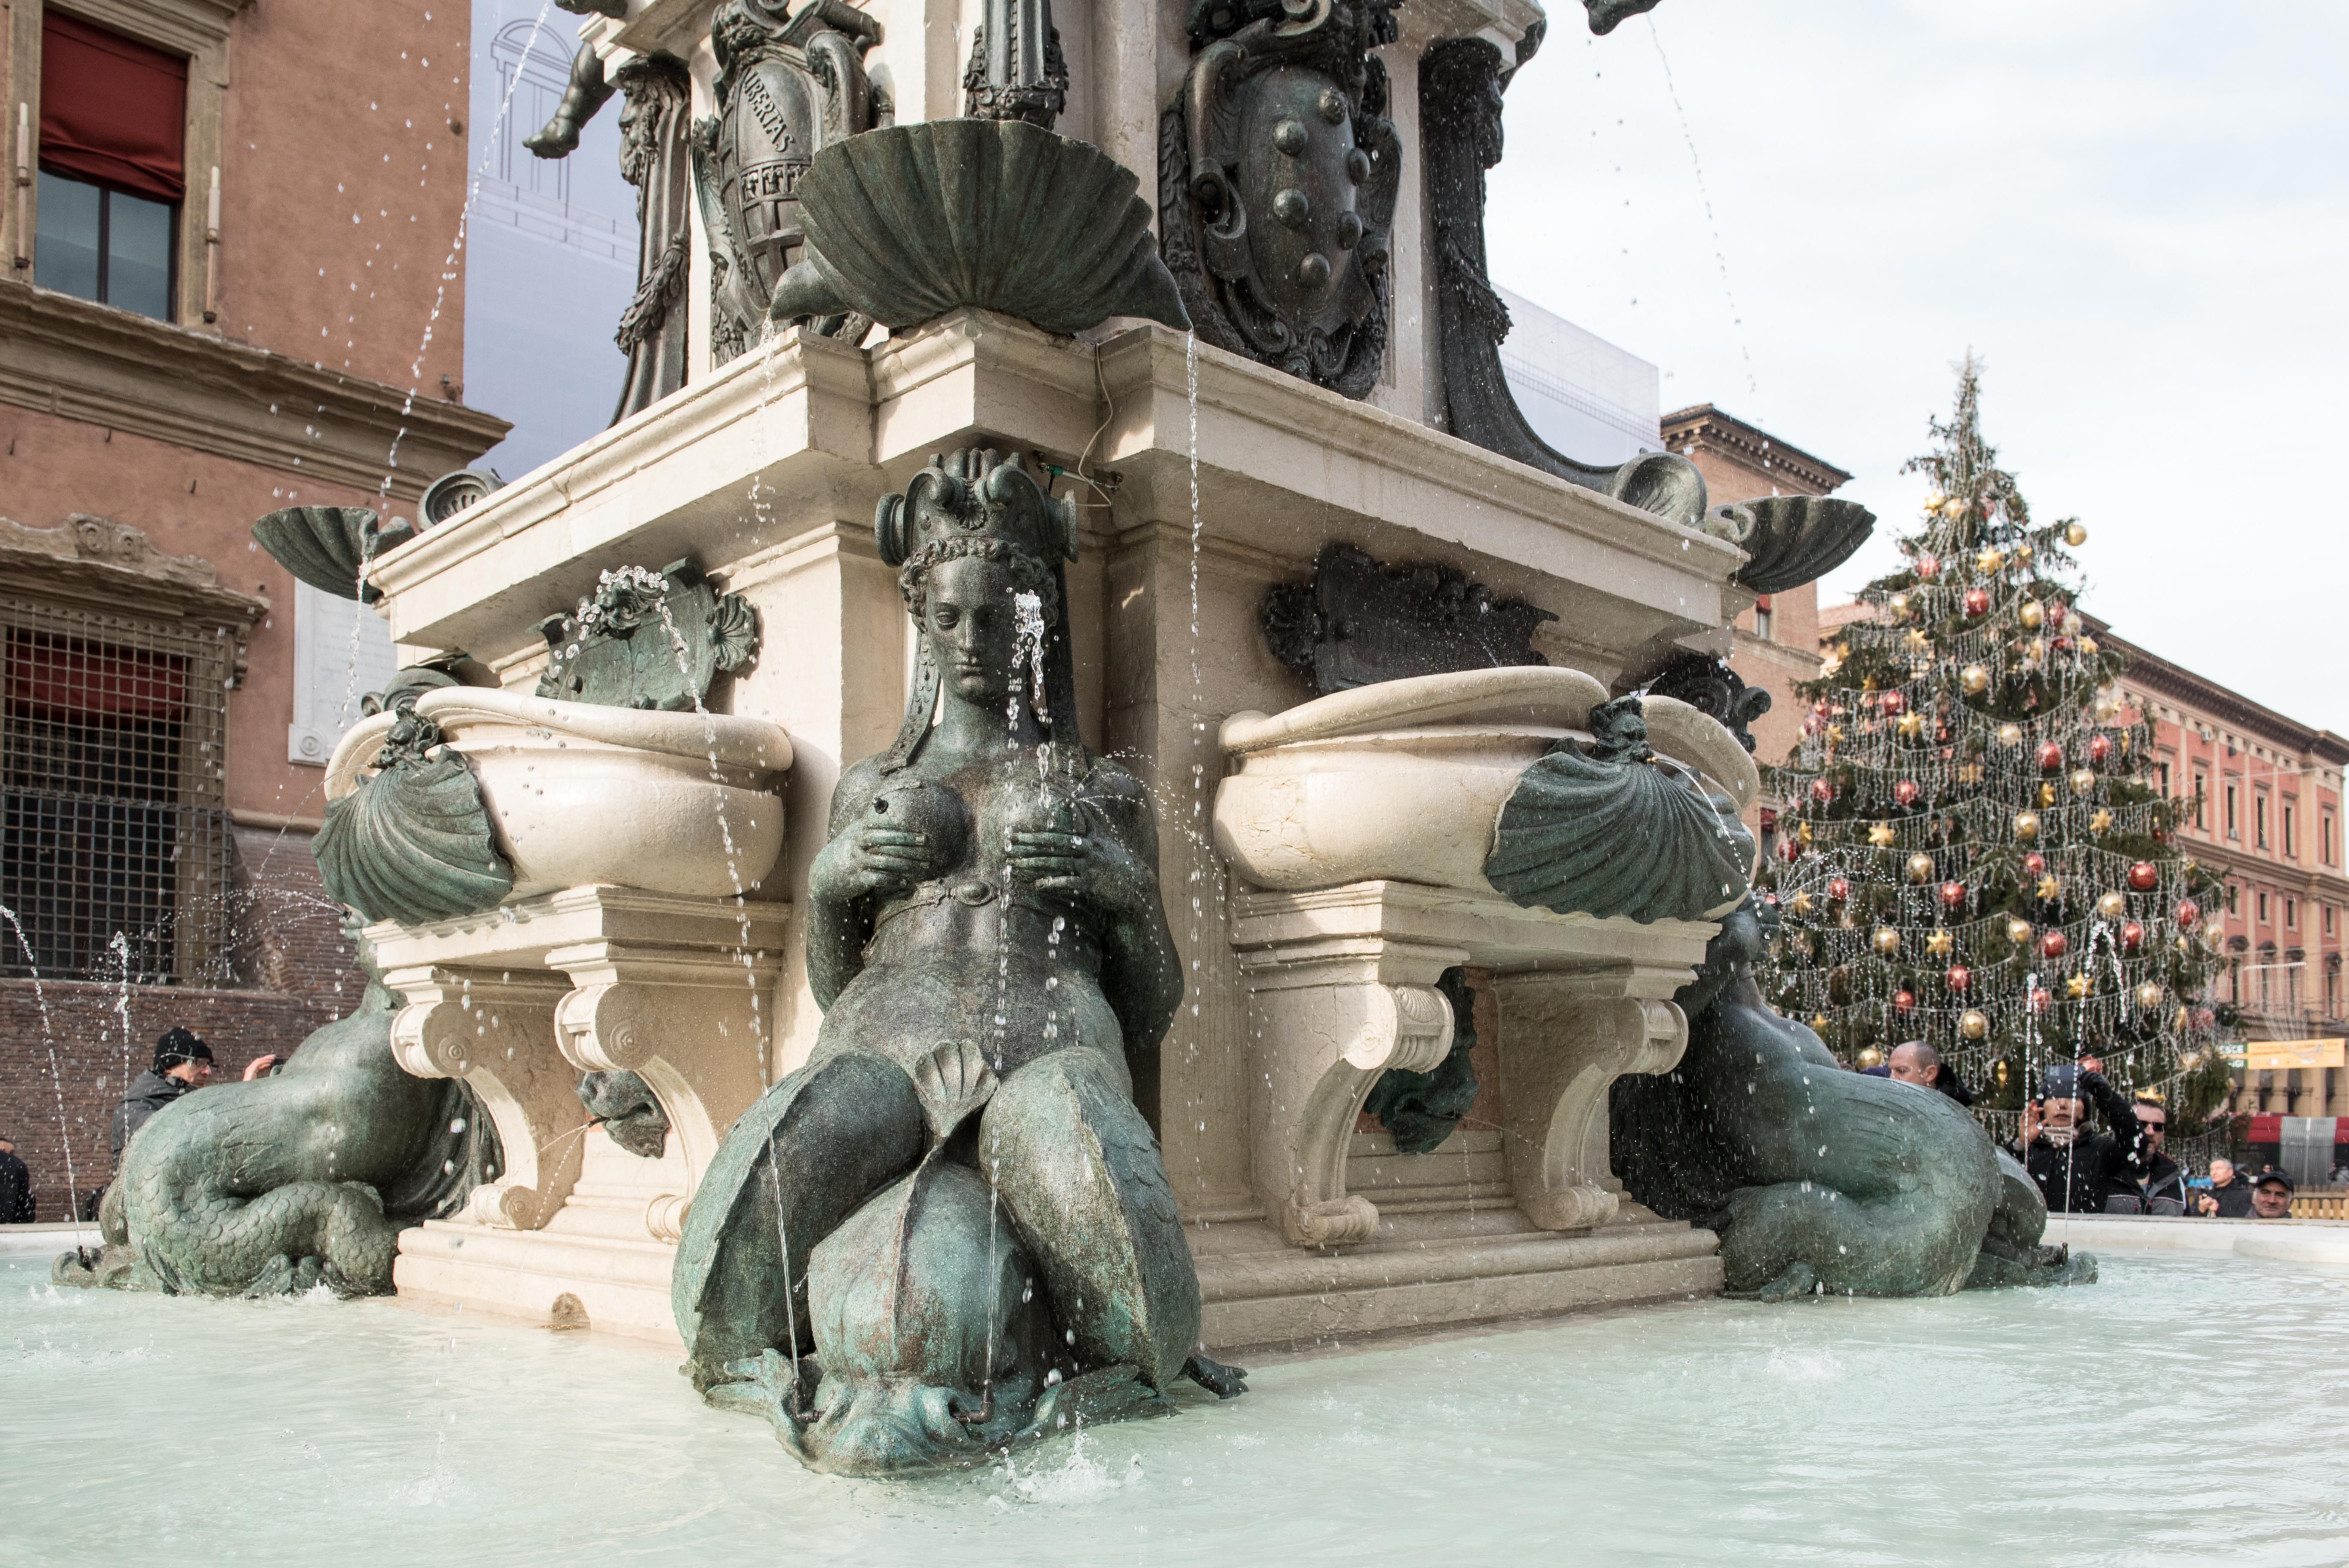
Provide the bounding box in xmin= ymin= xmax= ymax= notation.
xmin=2100 ymin=632 xmax=2349 ymax=1138
xmin=1658 ymin=404 xmax=1852 ymax=767
xmin=0 ymin=0 xmax=506 ymax=1217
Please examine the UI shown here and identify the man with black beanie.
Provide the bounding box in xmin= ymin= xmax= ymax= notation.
xmin=110 ymin=1027 xmax=216 ymax=1160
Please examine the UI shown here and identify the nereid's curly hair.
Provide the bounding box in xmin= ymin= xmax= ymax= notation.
xmin=899 ymin=536 xmax=1060 ymax=619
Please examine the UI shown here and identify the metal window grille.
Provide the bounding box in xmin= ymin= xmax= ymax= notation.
xmin=0 ymin=592 xmax=234 ymax=984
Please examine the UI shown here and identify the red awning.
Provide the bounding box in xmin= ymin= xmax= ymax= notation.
xmin=38 ymin=12 xmax=187 ymax=203
xmin=2249 ymin=1115 xmax=2281 ymax=1142
xmin=5 ymin=635 xmax=186 ymax=720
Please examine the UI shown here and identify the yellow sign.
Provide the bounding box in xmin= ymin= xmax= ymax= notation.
xmin=2243 ymin=1039 xmax=2346 ymax=1071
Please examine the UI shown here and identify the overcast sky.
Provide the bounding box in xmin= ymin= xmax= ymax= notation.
xmin=1482 ymin=0 xmax=2349 ymax=734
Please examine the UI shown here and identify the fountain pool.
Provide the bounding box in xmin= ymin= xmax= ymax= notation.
xmin=7 ymin=1246 xmax=2345 ymax=1566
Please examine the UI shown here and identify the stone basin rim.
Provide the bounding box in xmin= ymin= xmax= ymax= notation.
xmin=1221 ymin=667 xmax=1758 ymax=810
xmin=325 ymin=687 xmax=796 ymax=800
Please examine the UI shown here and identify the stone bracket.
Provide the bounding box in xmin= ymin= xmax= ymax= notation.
xmin=1236 ymin=937 xmax=1462 ymax=1247
xmin=547 ymin=944 xmax=779 ymax=1190
xmin=386 ymin=967 xmax=581 ymax=1230
xmin=1495 ymin=975 xmax=1687 ymax=1233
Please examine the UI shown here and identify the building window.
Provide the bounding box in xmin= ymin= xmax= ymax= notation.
xmin=2194 ymin=772 xmax=2207 ymax=829
xmin=2286 ymin=897 xmax=2298 ymax=930
xmin=2326 ymin=812 xmax=2337 ymax=866
xmin=2226 ymin=784 xmax=2239 ymax=839
xmin=2258 ymin=891 xmax=2270 ymax=924
xmin=1751 ymin=595 xmax=1774 ymax=642
xmin=2285 ymin=800 xmax=2297 ymax=859
xmin=0 ymin=589 xmax=232 ymax=983
xmin=32 ymin=12 xmax=188 ymax=322
xmin=2227 ymin=883 xmax=2239 ymax=915
xmin=2256 ymin=793 xmax=2268 ymax=850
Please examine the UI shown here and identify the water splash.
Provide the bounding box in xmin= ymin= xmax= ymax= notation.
xmin=0 ymin=903 xmax=90 ymax=1249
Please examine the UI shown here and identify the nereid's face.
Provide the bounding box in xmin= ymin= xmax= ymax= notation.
xmin=921 ymin=557 xmax=1020 ymax=705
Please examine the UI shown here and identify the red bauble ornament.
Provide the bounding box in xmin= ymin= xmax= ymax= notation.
xmin=1810 ymin=777 xmax=1836 ymax=803
xmin=2030 ymin=987 xmax=2052 ymax=1015
xmin=1938 ymin=880 xmax=1967 ymax=909
xmin=1893 ymin=779 xmax=1921 ymax=807
xmin=2036 ymin=742 xmax=2065 ymax=771
xmin=2039 ymin=930 xmax=2069 ymax=959
xmin=1945 ymin=964 xmax=1971 ymax=992
xmin=1963 ymin=588 xmax=1991 ymax=617
xmin=2174 ymin=897 xmax=2201 ymax=930
xmin=2127 ymin=861 xmax=2159 ymax=891
xmin=2087 ymin=734 xmax=2112 ymax=765
xmin=1828 ymin=878 xmax=1851 ymax=902
xmin=1893 ymin=989 xmax=1916 ymax=1014
xmin=2024 ymin=853 xmax=2047 ymax=877
xmin=2121 ymin=920 xmax=2145 ymax=953
xmin=1776 ymin=837 xmax=1803 ymax=864
xmin=1880 ymin=690 xmax=1908 ymax=717
xmin=2050 ymin=636 xmax=2073 ymax=655
xmin=1917 ymin=554 xmax=1942 ymax=579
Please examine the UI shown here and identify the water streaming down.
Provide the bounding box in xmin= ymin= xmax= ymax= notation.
xmin=1 ymin=906 xmax=88 ymax=1252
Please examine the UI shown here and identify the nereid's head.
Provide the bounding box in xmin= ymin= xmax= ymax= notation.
xmin=904 ymin=546 xmax=1057 ymax=705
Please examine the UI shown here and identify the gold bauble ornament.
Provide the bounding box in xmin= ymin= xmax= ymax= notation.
xmin=2019 ymin=600 xmax=2045 ymax=629
xmin=1907 ymin=853 xmax=1936 ymax=883
xmin=1897 ymin=711 xmax=1927 ymax=739
xmin=2065 ymin=522 xmax=2088 ymax=547
xmin=2089 ymin=808 xmax=2115 ymax=834
xmin=2066 ymin=974 xmax=2091 ymax=1000
xmin=1942 ymin=497 xmax=1969 ymax=519
xmin=2135 ymin=981 xmax=2165 ymax=1010
xmin=2026 ymin=637 xmax=2047 ymax=662
xmin=2007 ymin=917 xmax=2034 ymax=945
xmin=1872 ymin=926 xmax=1902 ymax=956
xmin=2174 ymin=1006 xmax=2194 ymax=1032
xmin=1976 ymin=547 xmax=2005 ymax=573
xmin=1959 ymin=1009 xmax=1989 ymax=1040
xmin=1997 ymin=723 xmax=2024 ymax=747
xmin=2070 ymin=767 xmax=2097 ymax=796
xmin=2014 ymin=811 xmax=2040 ymax=841
xmin=1855 ymin=1045 xmax=1885 ymax=1069
xmin=1925 ymin=930 xmax=1956 ymax=958
xmin=2173 ymin=934 xmax=2194 ymax=955
xmin=2036 ymin=874 xmax=2062 ymax=901
xmin=2097 ymin=891 xmax=2128 ymax=920
xmin=1888 ymin=592 xmax=1910 ymax=620
xmin=1962 ymin=664 xmax=1990 ymax=695
xmin=1868 ymin=822 xmax=1897 ymax=848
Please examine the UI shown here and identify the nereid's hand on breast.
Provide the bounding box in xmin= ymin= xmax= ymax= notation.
xmin=1006 ymin=828 xmax=1145 ymax=916
xmin=820 ymin=823 xmax=940 ymax=900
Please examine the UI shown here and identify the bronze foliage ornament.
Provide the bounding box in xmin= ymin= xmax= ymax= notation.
xmin=691 ymin=0 xmax=890 ymax=365
xmin=1159 ymin=0 xmax=1403 ymax=398
xmin=534 ymin=559 xmax=760 ymax=711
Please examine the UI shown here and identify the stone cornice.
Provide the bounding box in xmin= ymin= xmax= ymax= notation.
xmin=2097 ymin=622 xmax=2349 ymax=767
xmin=1662 ymin=404 xmax=1851 ymax=496
xmin=2170 ymin=834 xmax=2349 ymax=902
xmin=0 ymin=281 xmax=511 ymax=502
xmin=0 ymin=514 xmax=268 ymax=626
xmin=49 ymin=0 xmax=253 ymax=53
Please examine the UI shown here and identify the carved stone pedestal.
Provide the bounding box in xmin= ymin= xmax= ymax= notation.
xmin=1205 ymin=880 xmax=1723 ymax=1351
xmin=370 ymin=884 xmax=789 ymax=1342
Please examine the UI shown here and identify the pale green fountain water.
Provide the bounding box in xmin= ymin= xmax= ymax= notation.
xmin=6 ymin=1249 xmax=2344 ymax=1566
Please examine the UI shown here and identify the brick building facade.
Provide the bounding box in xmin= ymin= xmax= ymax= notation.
xmin=2100 ymin=632 xmax=2349 ymax=1127
xmin=1658 ymin=404 xmax=1853 ymax=767
xmin=0 ymin=0 xmax=505 ymax=1217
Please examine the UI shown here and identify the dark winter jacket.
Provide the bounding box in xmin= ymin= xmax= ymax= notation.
xmin=111 ymin=1069 xmax=193 ymax=1158
xmin=2121 ymin=1149 xmax=2188 ymax=1213
xmin=0 ymin=1148 xmax=32 ymax=1223
xmin=1859 ymin=1063 xmax=1977 ymax=1106
xmin=2009 ymin=1071 xmax=2152 ymax=1214
xmin=2204 ymin=1175 xmax=2256 ymax=1218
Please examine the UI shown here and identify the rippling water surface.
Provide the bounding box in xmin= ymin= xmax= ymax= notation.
xmin=5 ymin=1248 xmax=2344 ymax=1566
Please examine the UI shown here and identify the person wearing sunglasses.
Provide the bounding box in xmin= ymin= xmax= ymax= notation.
xmin=2103 ymin=1094 xmax=2188 ymax=1216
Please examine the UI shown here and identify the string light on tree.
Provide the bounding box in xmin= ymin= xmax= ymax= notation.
xmin=1756 ymin=355 xmax=2231 ymax=1138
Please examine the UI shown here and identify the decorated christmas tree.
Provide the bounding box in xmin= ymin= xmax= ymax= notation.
xmin=1757 ymin=357 xmax=2237 ymax=1139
